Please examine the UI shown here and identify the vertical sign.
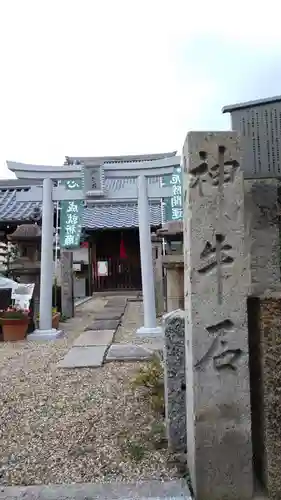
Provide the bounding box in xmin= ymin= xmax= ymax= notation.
xmin=60 ymin=179 xmax=84 ymax=249
xmin=162 ymin=166 xmax=183 ymax=222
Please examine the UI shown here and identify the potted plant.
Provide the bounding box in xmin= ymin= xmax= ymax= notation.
xmin=52 ymin=307 xmax=60 ymax=329
xmin=35 ymin=307 xmax=61 ymax=330
xmin=0 ymin=305 xmax=29 ymax=341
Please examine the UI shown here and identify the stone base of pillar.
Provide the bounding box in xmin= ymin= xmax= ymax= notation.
xmin=136 ymin=325 xmax=163 ymax=337
xmin=27 ymin=329 xmax=64 ymax=341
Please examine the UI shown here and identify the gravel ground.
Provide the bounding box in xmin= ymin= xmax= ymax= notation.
xmin=0 ymin=297 xmax=177 ymax=486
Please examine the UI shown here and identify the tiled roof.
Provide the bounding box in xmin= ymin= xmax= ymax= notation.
xmin=0 ymin=188 xmax=41 ymax=222
xmin=9 ymin=224 xmax=42 ymax=239
xmin=0 ymin=187 xmax=163 ymax=228
xmin=83 ymin=203 xmax=162 ymax=229
xmin=105 ymin=176 xmax=161 ymax=191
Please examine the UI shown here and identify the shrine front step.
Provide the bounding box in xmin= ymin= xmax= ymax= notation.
xmin=106 ymin=342 xmax=163 ymax=362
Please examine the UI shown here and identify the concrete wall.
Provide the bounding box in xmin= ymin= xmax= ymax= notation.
xmin=73 ymin=247 xmax=88 ymax=263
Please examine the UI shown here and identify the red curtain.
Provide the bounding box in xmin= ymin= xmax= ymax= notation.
xmin=119 ymin=236 xmax=127 ymax=259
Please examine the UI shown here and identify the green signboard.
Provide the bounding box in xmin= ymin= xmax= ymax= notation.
xmin=162 ymin=166 xmax=183 ymax=222
xmin=60 ymin=179 xmax=83 ymax=249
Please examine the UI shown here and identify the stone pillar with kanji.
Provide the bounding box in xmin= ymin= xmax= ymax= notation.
xmin=183 ymin=132 xmax=253 ymax=499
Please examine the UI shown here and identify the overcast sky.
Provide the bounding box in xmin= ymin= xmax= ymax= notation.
xmin=1 ymin=0 xmax=281 ymax=179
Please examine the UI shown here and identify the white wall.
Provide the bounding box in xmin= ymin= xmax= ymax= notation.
xmin=73 ymin=247 xmax=88 ymax=263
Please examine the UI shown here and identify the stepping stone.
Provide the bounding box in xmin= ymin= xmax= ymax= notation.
xmin=104 ymin=307 xmax=125 ymax=314
xmin=104 ymin=305 xmax=126 ymax=314
xmin=94 ymin=309 xmax=123 ymax=321
xmin=0 ymin=478 xmax=192 ymax=499
xmin=106 ymin=343 xmax=154 ymax=362
xmin=105 ymin=298 xmax=127 ymax=308
xmin=58 ymin=346 xmax=107 ymax=368
xmin=73 ymin=330 xmax=115 ymax=347
xmin=84 ymin=319 xmax=120 ymax=331
xmin=145 ymin=339 xmax=164 ymax=352
xmin=104 ymin=307 xmax=125 ymax=313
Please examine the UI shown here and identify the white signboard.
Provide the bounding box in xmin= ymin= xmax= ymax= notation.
xmin=97 ymin=261 xmax=108 ymax=277
xmin=73 ymin=262 xmax=81 ymax=271
xmin=12 ymin=283 xmax=35 ymax=310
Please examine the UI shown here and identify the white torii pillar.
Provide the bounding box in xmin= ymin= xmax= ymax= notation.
xmin=23 ymin=183 xmax=84 ymax=340
xmin=136 ymin=175 xmax=162 ymax=337
xmin=37 ymin=178 xmax=54 ymax=335
xmin=7 ymin=161 xmax=84 ymax=340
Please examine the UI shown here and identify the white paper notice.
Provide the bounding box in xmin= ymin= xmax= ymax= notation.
xmin=97 ymin=261 xmax=108 ymax=277
xmin=12 ymin=283 xmax=35 ymax=309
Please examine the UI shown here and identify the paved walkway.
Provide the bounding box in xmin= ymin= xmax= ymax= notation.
xmin=0 ymin=479 xmax=191 ymax=500
xmin=58 ymin=297 xmax=163 ymax=369
xmin=58 ymin=296 xmax=127 ymax=368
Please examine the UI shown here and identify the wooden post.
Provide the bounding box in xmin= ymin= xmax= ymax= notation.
xmin=91 ymin=237 xmax=97 ymax=293
xmin=151 ymin=233 xmax=164 ymax=316
xmin=61 ymin=250 xmax=74 ymax=318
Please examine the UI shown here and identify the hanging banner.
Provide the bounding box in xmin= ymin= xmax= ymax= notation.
xmin=162 ymin=166 xmax=183 ymax=222
xmin=60 ymin=179 xmax=84 ymax=249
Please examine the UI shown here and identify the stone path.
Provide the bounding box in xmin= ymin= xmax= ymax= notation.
xmin=107 ymin=301 xmax=164 ymax=362
xmin=74 ymin=329 xmax=115 ymax=346
xmin=58 ymin=296 xmax=164 ymax=369
xmin=106 ymin=342 xmax=159 ymax=362
xmin=0 ymin=479 xmax=191 ymax=500
xmin=114 ymin=301 xmax=163 ymax=346
xmin=58 ymin=296 xmax=127 ymax=369
xmin=74 ymin=296 xmax=93 ymax=308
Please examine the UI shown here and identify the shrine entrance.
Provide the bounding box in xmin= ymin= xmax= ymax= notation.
xmin=91 ymin=228 xmax=142 ymax=292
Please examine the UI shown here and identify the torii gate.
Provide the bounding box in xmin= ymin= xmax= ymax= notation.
xmin=7 ymin=159 xmax=178 ymax=339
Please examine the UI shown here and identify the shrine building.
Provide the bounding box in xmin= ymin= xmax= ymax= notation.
xmin=0 ymin=151 xmax=181 ymax=296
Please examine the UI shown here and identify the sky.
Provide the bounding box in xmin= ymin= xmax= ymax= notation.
xmin=1 ymin=0 xmax=281 ymax=179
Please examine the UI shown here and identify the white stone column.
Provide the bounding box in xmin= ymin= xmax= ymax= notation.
xmin=137 ymin=175 xmax=162 ymax=336
xmin=183 ymin=132 xmax=253 ymax=499
xmin=29 ymin=178 xmax=62 ymax=340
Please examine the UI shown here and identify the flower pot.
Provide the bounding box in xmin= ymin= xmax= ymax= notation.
xmin=52 ymin=312 xmax=61 ymax=329
xmin=1 ymin=318 xmax=29 ymax=341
